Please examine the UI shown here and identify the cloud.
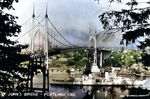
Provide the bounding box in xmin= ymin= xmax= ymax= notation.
xmin=9 ymin=0 xmax=124 ymax=47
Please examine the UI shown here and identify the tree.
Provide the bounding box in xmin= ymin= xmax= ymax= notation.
xmin=99 ymin=0 xmax=150 ymax=45
xmin=0 ymin=0 xmax=29 ymax=94
xmin=104 ymin=51 xmax=140 ymax=67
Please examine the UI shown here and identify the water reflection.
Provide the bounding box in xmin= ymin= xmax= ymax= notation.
xmin=82 ymin=86 xmax=129 ymax=99
xmin=33 ymin=74 xmax=150 ymax=98
xmin=50 ymin=84 xmax=150 ymax=99
xmin=123 ymin=87 xmax=150 ymax=99
xmin=50 ymin=85 xmax=129 ymax=99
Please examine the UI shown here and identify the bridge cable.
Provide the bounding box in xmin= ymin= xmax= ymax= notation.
xmin=21 ymin=15 xmax=40 ymax=26
xmin=97 ymin=38 xmax=102 ymax=49
xmin=47 ymin=18 xmax=77 ymax=47
xmin=76 ymin=34 xmax=89 ymax=46
xmin=15 ymin=17 xmax=45 ymax=41
xmin=82 ymin=41 xmax=89 ymax=47
xmin=47 ymin=17 xmax=74 ymax=47
xmin=47 ymin=32 xmax=67 ymax=47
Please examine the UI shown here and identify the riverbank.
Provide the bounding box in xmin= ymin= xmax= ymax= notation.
xmin=135 ymin=73 xmax=150 ymax=77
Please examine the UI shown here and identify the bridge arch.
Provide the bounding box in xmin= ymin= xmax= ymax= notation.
xmin=90 ymin=38 xmax=95 ymax=48
xmin=89 ymin=32 xmax=97 ymax=48
xmin=31 ymin=28 xmax=45 ymax=52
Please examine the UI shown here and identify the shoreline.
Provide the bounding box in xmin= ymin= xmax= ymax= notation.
xmin=49 ymin=82 xmax=143 ymax=86
xmin=33 ymin=82 xmax=137 ymax=86
xmin=135 ymin=73 xmax=150 ymax=77
xmin=117 ymin=73 xmax=150 ymax=77
xmin=33 ymin=73 xmax=148 ymax=87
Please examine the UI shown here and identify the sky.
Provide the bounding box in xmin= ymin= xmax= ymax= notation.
xmin=5 ymin=0 xmax=148 ymax=48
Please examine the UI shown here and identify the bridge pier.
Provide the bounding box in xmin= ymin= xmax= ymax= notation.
xmin=26 ymin=55 xmax=49 ymax=93
xmin=30 ymin=59 xmax=34 ymax=92
xmin=98 ymin=49 xmax=112 ymax=67
xmin=26 ymin=58 xmax=34 ymax=92
xmin=42 ymin=67 xmax=49 ymax=93
xmin=86 ymin=49 xmax=111 ymax=75
xmin=91 ymin=48 xmax=100 ymax=73
xmin=99 ymin=51 xmax=102 ymax=67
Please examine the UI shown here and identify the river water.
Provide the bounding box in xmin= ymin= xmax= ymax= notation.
xmin=49 ymin=78 xmax=150 ymax=99
xmin=33 ymin=74 xmax=150 ymax=99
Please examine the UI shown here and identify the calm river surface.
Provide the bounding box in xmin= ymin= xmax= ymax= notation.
xmin=33 ymin=74 xmax=150 ymax=99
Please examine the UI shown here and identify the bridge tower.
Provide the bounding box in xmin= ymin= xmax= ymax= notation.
xmin=30 ymin=3 xmax=35 ymax=52
xmin=89 ymin=30 xmax=97 ymax=49
xmin=27 ymin=4 xmax=49 ymax=93
xmin=43 ymin=3 xmax=50 ymax=93
xmin=89 ymin=29 xmax=100 ymax=73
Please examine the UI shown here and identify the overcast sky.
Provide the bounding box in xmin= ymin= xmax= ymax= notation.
xmin=6 ymin=0 xmax=147 ymax=48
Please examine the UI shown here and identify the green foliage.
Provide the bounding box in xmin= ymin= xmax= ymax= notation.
xmin=75 ymin=61 xmax=85 ymax=68
xmin=61 ymin=61 xmax=67 ymax=64
xmin=49 ymin=61 xmax=61 ymax=68
xmin=65 ymin=51 xmax=87 ymax=68
xmin=66 ymin=59 xmax=76 ymax=66
xmin=104 ymin=50 xmax=141 ymax=67
xmin=62 ymin=51 xmax=87 ymax=58
xmin=66 ymin=57 xmax=86 ymax=68
xmin=62 ymin=52 xmax=72 ymax=58
xmin=0 ymin=0 xmax=30 ymax=93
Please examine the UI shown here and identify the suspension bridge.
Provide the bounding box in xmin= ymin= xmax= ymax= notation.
xmin=15 ymin=5 xmax=115 ymax=93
